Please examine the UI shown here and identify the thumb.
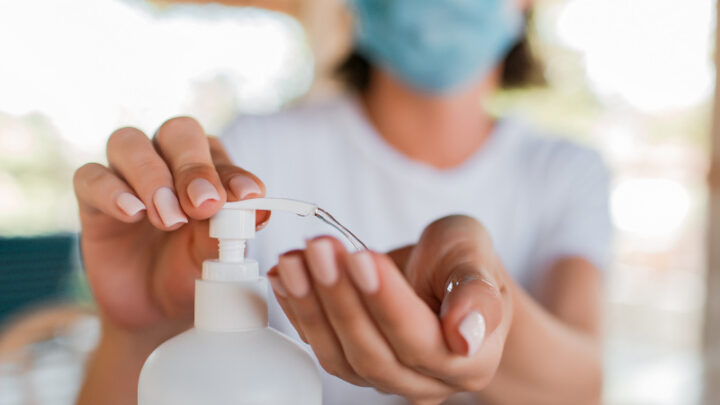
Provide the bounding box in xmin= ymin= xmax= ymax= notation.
xmin=439 ymin=266 xmax=505 ymax=356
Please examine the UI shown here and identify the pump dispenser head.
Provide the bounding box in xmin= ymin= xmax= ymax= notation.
xmin=202 ymin=207 xmax=257 ymax=282
xmin=210 ymin=208 xmax=254 ymax=263
xmin=202 ymin=199 xmax=320 ymax=282
xmin=212 ymin=197 xmax=368 ymax=251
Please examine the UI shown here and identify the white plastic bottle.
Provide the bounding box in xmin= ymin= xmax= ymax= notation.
xmin=138 ymin=199 xmax=322 ymax=405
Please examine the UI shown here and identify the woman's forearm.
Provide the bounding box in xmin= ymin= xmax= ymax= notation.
xmin=478 ymin=280 xmax=602 ymax=405
xmin=77 ymin=334 xmax=149 ymax=405
xmin=76 ymin=321 xmax=182 ymax=405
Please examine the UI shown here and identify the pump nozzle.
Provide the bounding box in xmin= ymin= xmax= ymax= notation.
xmin=220 ymin=197 xmax=368 ymax=251
xmin=208 ymin=198 xmax=367 ymax=278
xmin=223 ymin=198 xmax=318 ymax=217
xmin=204 ymin=198 xmax=323 ymax=281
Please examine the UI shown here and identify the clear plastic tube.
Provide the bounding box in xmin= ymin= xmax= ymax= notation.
xmin=314 ymin=208 xmax=368 ymax=251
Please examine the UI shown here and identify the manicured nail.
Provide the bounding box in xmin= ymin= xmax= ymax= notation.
xmin=187 ymin=178 xmax=220 ymax=208
xmin=116 ymin=192 xmax=145 ymax=216
xmin=347 ymin=251 xmax=379 ymax=294
xmin=459 ymin=311 xmax=485 ymax=357
xmin=256 ymin=211 xmax=271 ymax=231
xmin=153 ymin=187 xmax=188 ymax=227
xmin=229 ymin=175 xmax=262 ymax=200
xmin=257 ymin=217 xmax=270 ymax=231
xmin=268 ymin=274 xmax=288 ymax=298
xmin=306 ymin=239 xmax=339 ymax=286
xmin=278 ymin=254 xmax=310 ymax=298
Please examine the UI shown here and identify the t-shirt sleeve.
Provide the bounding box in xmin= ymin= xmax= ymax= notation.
xmin=533 ymin=146 xmax=613 ymax=277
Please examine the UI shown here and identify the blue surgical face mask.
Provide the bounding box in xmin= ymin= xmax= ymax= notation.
xmin=348 ymin=0 xmax=524 ymax=93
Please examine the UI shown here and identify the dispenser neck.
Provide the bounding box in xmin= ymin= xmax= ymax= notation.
xmin=194 ymin=271 xmax=269 ymax=332
xmin=218 ymin=239 xmax=246 ymax=263
xmin=199 ymin=202 xmax=267 ymax=332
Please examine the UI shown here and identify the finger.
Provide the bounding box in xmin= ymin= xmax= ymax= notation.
xmin=403 ymin=215 xmax=508 ymax=356
xmin=73 ymin=163 xmax=146 ymax=222
xmin=153 ymin=117 xmax=226 ymax=220
xmin=439 ymin=265 xmax=506 ymax=357
xmin=267 ymin=266 xmax=307 ymax=343
xmin=435 ymin=266 xmax=511 ymax=391
xmin=208 ymin=137 xmax=270 ymax=228
xmin=344 ymin=250 xmax=453 ymax=377
xmin=304 ymin=238 xmax=453 ymax=400
xmin=107 ymin=127 xmax=187 ymax=230
xmin=386 ymin=244 xmax=414 ymax=269
xmin=276 ymin=252 xmax=367 ymax=387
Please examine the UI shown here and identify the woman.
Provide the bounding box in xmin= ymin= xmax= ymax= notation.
xmin=74 ymin=0 xmax=610 ymax=403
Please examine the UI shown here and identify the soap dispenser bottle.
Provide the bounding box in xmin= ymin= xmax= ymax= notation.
xmin=138 ymin=199 xmax=323 ymax=405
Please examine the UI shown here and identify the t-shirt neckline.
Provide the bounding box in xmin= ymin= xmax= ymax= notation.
xmin=337 ymin=95 xmax=513 ymax=185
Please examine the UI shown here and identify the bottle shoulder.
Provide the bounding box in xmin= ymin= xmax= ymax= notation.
xmin=138 ymin=328 xmax=321 ymax=405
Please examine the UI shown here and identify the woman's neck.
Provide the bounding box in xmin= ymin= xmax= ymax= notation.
xmin=360 ymin=69 xmax=499 ymax=169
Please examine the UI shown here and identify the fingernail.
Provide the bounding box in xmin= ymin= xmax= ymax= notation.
xmin=278 ymin=254 xmax=310 ymax=298
xmin=268 ymin=274 xmax=288 ymax=298
xmin=153 ymin=187 xmax=188 ymax=227
xmin=306 ymin=239 xmax=339 ymax=286
xmin=256 ymin=211 xmax=271 ymax=231
xmin=459 ymin=311 xmax=486 ymax=357
xmin=187 ymin=178 xmax=220 ymax=208
xmin=116 ymin=192 xmax=145 ymax=216
xmin=347 ymin=251 xmax=379 ymax=294
xmin=257 ymin=217 xmax=270 ymax=231
xmin=229 ymin=175 xmax=262 ymax=200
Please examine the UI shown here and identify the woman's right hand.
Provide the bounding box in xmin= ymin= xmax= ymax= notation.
xmin=73 ymin=117 xmax=267 ymax=340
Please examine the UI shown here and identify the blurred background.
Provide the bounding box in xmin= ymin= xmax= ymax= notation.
xmin=0 ymin=0 xmax=715 ymax=404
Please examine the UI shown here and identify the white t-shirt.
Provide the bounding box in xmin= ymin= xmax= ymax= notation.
xmin=221 ymin=95 xmax=611 ymax=404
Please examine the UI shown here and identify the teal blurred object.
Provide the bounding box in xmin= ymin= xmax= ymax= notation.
xmin=0 ymin=233 xmax=80 ymax=324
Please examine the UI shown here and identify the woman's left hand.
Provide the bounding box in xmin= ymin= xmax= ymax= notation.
xmin=267 ymin=215 xmax=514 ymax=405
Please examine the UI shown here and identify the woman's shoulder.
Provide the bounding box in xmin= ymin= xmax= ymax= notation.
xmin=220 ymin=96 xmax=353 ymax=148
xmin=499 ymin=118 xmax=609 ymax=184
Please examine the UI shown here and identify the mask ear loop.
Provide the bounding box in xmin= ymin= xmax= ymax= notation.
xmin=314 ymin=208 xmax=368 ymax=251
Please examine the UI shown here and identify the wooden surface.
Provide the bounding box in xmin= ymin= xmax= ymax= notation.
xmin=703 ymin=2 xmax=720 ymax=403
